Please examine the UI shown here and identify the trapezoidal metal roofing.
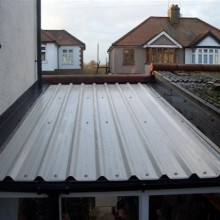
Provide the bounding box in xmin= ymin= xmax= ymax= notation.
xmin=0 ymin=83 xmax=220 ymax=182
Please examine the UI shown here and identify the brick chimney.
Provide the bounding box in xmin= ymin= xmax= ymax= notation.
xmin=168 ymin=4 xmax=180 ymax=24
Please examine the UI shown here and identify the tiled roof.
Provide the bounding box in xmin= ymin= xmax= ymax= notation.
xmin=156 ymin=71 xmax=220 ymax=111
xmin=112 ymin=17 xmax=220 ymax=47
xmin=41 ymin=30 xmax=85 ymax=49
xmin=0 ymin=83 xmax=220 ymax=183
xmin=189 ymin=31 xmax=220 ymax=47
xmin=41 ymin=30 xmax=56 ymax=42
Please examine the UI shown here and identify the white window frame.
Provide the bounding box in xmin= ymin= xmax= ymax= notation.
xmin=62 ymin=49 xmax=74 ymax=64
xmin=41 ymin=44 xmax=47 ymax=63
xmin=0 ymin=193 xmax=48 ymax=220
xmin=60 ymin=186 xmax=220 ymax=220
xmin=192 ymin=48 xmax=219 ymax=64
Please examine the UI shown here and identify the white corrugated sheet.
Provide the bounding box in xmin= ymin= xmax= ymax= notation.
xmin=0 ymin=83 xmax=220 ymax=182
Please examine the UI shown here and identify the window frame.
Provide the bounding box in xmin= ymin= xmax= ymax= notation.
xmin=146 ymin=48 xmax=176 ymax=64
xmin=192 ymin=48 xmax=219 ymax=64
xmin=123 ymin=49 xmax=135 ymax=65
xmin=62 ymin=48 xmax=74 ymax=65
xmin=41 ymin=44 xmax=47 ymax=62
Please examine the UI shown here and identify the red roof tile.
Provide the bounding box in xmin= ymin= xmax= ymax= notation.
xmin=112 ymin=17 xmax=220 ymax=47
xmin=41 ymin=30 xmax=85 ymax=49
xmin=41 ymin=30 xmax=55 ymax=42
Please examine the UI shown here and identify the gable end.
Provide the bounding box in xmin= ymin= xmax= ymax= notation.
xmin=143 ymin=31 xmax=182 ymax=48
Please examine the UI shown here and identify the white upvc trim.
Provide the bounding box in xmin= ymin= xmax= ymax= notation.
xmin=145 ymin=45 xmax=179 ymax=48
xmin=139 ymin=195 xmax=149 ymax=220
xmin=59 ymin=195 xmax=62 ymax=220
xmin=145 ymin=187 xmax=220 ymax=196
xmin=60 ymin=187 xmax=220 ymax=220
xmin=60 ymin=186 xmax=220 ymax=198
xmin=143 ymin=31 xmax=182 ymax=48
xmin=0 ymin=192 xmax=47 ymax=198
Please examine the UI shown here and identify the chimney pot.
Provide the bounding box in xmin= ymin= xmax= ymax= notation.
xmin=168 ymin=4 xmax=180 ymax=24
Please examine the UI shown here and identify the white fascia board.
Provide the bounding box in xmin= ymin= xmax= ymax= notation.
xmin=60 ymin=187 xmax=220 ymax=198
xmin=143 ymin=31 xmax=182 ymax=48
xmin=145 ymin=45 xmax=179 ymax=48
xmin=0 ymin=192 xmax=48 ymax=198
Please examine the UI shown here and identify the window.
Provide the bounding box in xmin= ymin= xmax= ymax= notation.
xmin=61 ymin=196 xmax=138 ymax=219
xmin=123 ymin=49 xmax=135 ymax=65
xmin=192 ymin=48 xmax=219 ymax=64
xmin=0 ymin=198 xmax=50 ymax=219
xmin=41 ymin=45 xmax=46 ymax=62
xmin=146 ymin=48 xmax=175 ymax=64
xmin=149 ymin=194 xmax=220 ymax=219
xmin=62 ymin=49 xmax=74 ymax=64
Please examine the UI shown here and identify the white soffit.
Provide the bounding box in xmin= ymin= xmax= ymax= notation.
xmin=0 ymin=83 xmax=220 ymax=182
xmin=143 ymin=31 xmax=182 ymax=48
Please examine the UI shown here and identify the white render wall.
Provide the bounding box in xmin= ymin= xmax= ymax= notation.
xmin=197 ymin=36 xmax=220 ymax=47
xmin=185 ymin=48 xmax=192 ymax=64
xmin=59 ymin=46 xmax=81 ymax=69
xmin=0 ymin=0 xmax=38 ymax=115
xmin=42 ymin=43 xmax=58 ymax=71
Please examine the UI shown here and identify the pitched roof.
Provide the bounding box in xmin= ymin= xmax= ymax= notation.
xmin=111 ymin=17 xmax=220 ymax=47
xmin=189 ymin=31 xmax=220 ymax=47
xmin=41 ymin=30 xmax=56 ymax=42
xmin=0 ymin=83 xmax=220 ymax=184
xmin=41 ymin=30 xmax=85 ymax=49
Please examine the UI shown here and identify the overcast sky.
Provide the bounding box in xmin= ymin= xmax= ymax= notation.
xmin=42 ymin=0 xmax=220 ymax=64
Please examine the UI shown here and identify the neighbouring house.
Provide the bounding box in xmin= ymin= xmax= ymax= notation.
xmin=1 ymin=1 xmax=220 ymax=219
xmin=41 ymin=30 xmax=86 ymax=71
xmin=108 ymin=5 xmax=220 ymax=74
xmin=0 ymin=0 xmax=40 ymax=117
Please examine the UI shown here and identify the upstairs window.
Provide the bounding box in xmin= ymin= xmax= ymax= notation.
xmin=123 ymin=49 xmax=135 ymax=65
xmin=41 ymin=45 xmax=46 ymax=62
xmin=62 ymin=49 xmax=74 ymax=64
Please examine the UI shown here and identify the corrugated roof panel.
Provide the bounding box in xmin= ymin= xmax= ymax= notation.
xmin=0 ymin=83 xmax=220 ymax=182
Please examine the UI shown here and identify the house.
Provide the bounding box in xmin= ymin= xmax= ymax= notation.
xmin=41 ymin=30 xmax=86 ymax=72
xmin=1 ymin=1 xmax=220 ymax=219
xmin=108 ymin=5 xmax=220 ymax=74
xmin=0 ymin=0 xmax=41 ymax=117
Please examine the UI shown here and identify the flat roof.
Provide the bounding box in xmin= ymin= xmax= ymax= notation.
xmin=0 ymin=83 xmax=220 ymax=186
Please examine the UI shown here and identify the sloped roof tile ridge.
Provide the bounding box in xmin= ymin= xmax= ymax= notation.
xmin=62 ymin=29 xmax=85 ymax=46
xmin=46 ymin=29 xmax=85 ymax=47
xmin=142 ymin=29 xmax=165 ymax=46
xmin=42 ymin=30 xmax=85 ymax=48
xmin=111 ymin=16 xmax=168 ymax=46
xmin=193 ymin=17 xmax=220 ymax=33
xmin=189 ymin=30 xmax=220 ymax=47
xmin=144 ymin=28 xmax=178 ymax=44
xmin=41 ymin=29 xmax=56 ymax=42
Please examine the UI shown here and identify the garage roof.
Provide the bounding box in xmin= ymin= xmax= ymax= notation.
xmin=0 ymin=83 xmax=220 ymax=183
